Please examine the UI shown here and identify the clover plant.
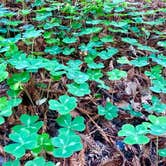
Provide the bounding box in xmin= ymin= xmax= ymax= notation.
xmin=142 ymin=96 xmax=166 ymax=113
xmin=1 ymin=0 xmax=166 ymax=164
xmin=49 ymin=95 xmax=77 ymax=115
xmin=56 ymin=114 xmax=85 ymax=134
xmin=52 ymin=130 xmax=83 ymax=158
xmin=107 ymin=69 xmax=127 ymax=80
xmin=4 ymin=129 xmax=38 ymax=158
xmin=118 ymin=124 xmax=150 ymax=145
xmin=97 ymin=101 xmax=119 ymax=120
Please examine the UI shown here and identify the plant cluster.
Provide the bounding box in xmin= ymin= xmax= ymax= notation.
xmin=0 ymin=0 xmax=166 ymax=165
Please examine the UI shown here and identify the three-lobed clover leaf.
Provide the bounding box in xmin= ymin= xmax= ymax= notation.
xmin=142 ymin=96 xmax=166 ymax=113
xmin=3 ymin=159 xmax=20 ymax=166
xmin=66 ymin=70 xmax=89 ymax=84
xmin=0 ymin=63 xmax=8 ymax=82
xmin=158 ymin=148 xmax=166 ymax=157
xmin=0 ymin=97 xmax=22 ymax=125
xmin=49 ymin=95 xmax=77 ymax=115
xmin=67 ymin=82 xmax=90 ymax=97
xmin=32 ymin=133 xmax=54 ymax=154
xmin=97 ymin=102 xmax=119 ymax=120
xmin=52 ymin=130 xmax=83 ymax=158
xmin=118 ymin=124 xmax=150 ymax=145
xmin=7 ymin=71 xmax=30 ymax=91
xmin=150 ymin=77 xmax=166 ymax=93
xmin=4 ymin=129 xmax=38 ymax=158
xmin=130 ymin=56 xmax=149 ymax=67
xmin=144 ymin=115 xmax=166 ymax=136
xmin=62 ymin=36 xmax=77 ymax=44
xmin=12 ymin=114 xmax=43 ymax=133
xmin=98 ymin=47 xmax=118 ymax=60
xmin=107 ymin=69 xmax=127 ymax=81
xmin=25 ymin=157 xmax=55 ymax=166
xmin=56 ymin=114 xmax=85 ymax=134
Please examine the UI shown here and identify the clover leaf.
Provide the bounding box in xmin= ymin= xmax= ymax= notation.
xmin=52 ymin=130 xmax=83 ymax=158
xmin=97 ymin=102 xmax=119 ymax=120
xmin=87 ymin=69 xmax=103 ymax=81
xmin=3 ymin=159 xmax=20 ymax=166
xmin=150 ymin=54 xmax=166 ymax=67
xmin=4 ymin=129 xmax=38 ymax=158
xmin=0 ymin=64 xmax=8 ymax=82
xmin=56 ymin=114 xmax=85 ymax=134
xmin=25 ymin=157 xmax=55 ymax=166
xmin=158 ymin=148 xmax=166 ymax=157
xmin=49 ymin=95 xmax=77 ymax=115
xmin=67 ymin=82 xmax=90 ymax=96
xmin=44 ymin=46 xmax=62 ymax=55
xmin=12 ymin=114 xmax=43 ymax=133
xmin=32 ymin=133 xmax=54 ymax=154
xmin=100 ymin=35 xmax=114 ymax=43
xmin=118 ymin=124 xmax=150 ymax=145
xmin=62 ymin=37 xmax=77 ymax=44
xmin=157 ymin=41 xmax=166 ymax=48
xmin=7 ymin=72 xmax=30 ymax=91
xmin=98 ymin=47 xmax=118 ymax=60
xmin=142 ymin=96 xmax=166 ymax=113
xmin=130 ymin=56 xmax=149 ymax=67
xmin=150 ymin=77 xmax=166 ymax=93
xmin=66 ymin=70 xmax=89 ymax=84
xmin=145 ymin=115 xmax=166 ymax=136
xmin=107 ymin=69 xmax=127 ymax=80
xmin=0 ymin=97 xmax=22 ymax=125
xmin=79 ymin=27 xmax=102 ymax=36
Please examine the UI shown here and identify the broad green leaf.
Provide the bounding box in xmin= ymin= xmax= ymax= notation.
xmin=159 ymin=148 xmax=166 ymax=157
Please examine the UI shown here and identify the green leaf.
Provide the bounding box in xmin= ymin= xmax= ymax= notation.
xmin=100 ymin=35 xmax=114 ymax=43
xmin=25 ymin=157 xmax=55 ymax=166
xmin=32 ymin=133 xmax=54 ymax=154
xmin=12 ymin=114 xmax=43 ymax=133
xmin=117 ymin=56 xmax=130 ymax=64
xmin=157 ymin=41 xmax=166 ymax=48
xmin=79 ymin=27 xmax=102 ymax=36
xmin=0 ymin=64 xmax=8 ymax=82
xmin=142 ymin=96 xmax=166 ymax=113
xmin=130 ymin=56 xmax=149 ymax=67
xmin=159 ymin=148 xmax=166 ymax=157
xmin=67 ymin=82 xmax=90 ymax=97
xmin=44 ymin=46 xmax=62 ymax=55
xmin=52 ymin=131 xmax=83 ymax=158
xmin=98 ymin=47 xmax=118 ymax=60
xmin=87 ymin=69 xmax=103 ymax=81
xmin=121 ymin=37 xmax=139 ymax=46
xmin=3 ymin=160 xmax=20 ymax=166
xmin=49 ymin=95 xmax=77 ymax=115
xmin=66 ymin=70 xmax=89 ymax=84
xmin=107 ymin=69 xmax=127 ymax=80
xmin=56 ymin=114 xmax=85 ymax=132
xmin=97 ymin=102 xmax=119 ymax=120
xmin=150 ymin=54 xmax=166 ymax=67
xmin=4 ymin=143 xmax=25 ymax=159
xmin=62 ymin=37 xmax=77 ymax=44
xmin=118 ymin=124 xmax=150 ymax=145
